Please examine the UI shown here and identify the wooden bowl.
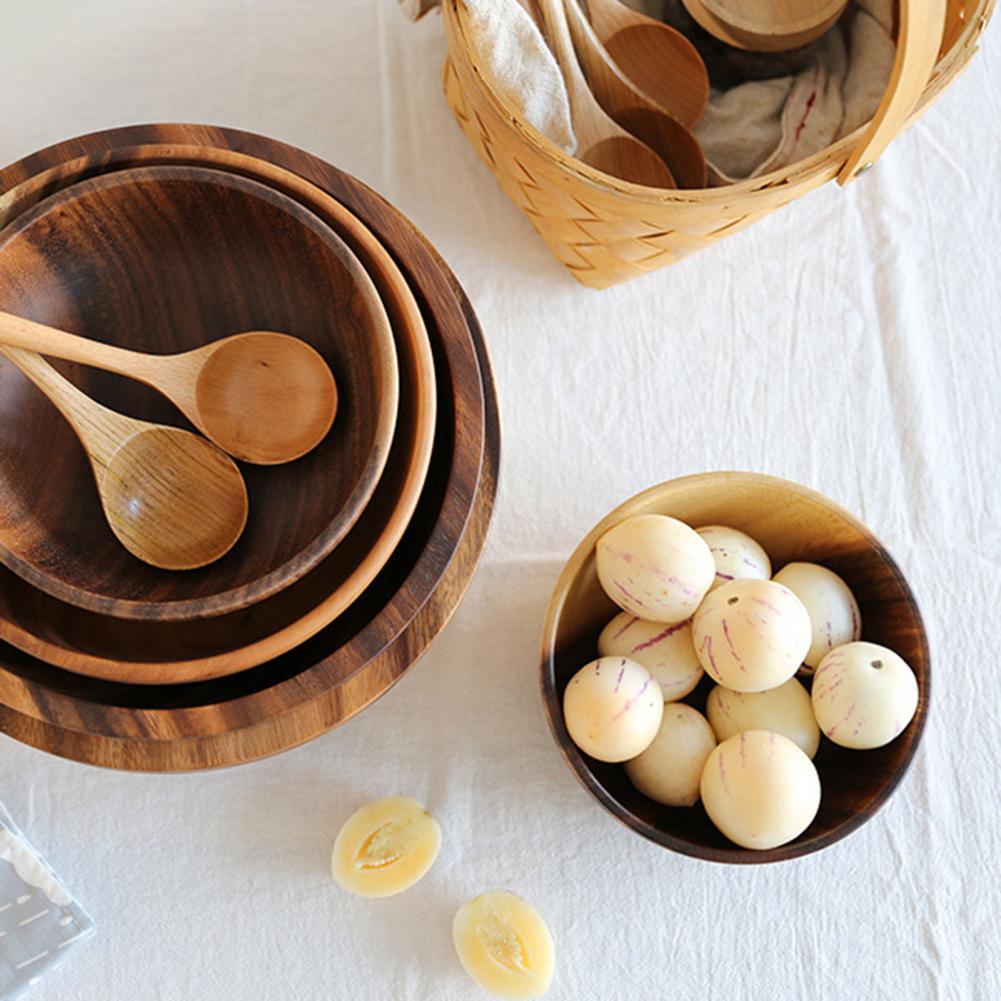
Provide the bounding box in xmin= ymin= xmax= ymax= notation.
xmin=540 ymin=472 xmax=930 ymax=863
xmin=0 ymin=171 xmax=437 ymax=684
xmin=681 ymin=0 xmax=849 ymax=51
xmin=0 ymin=124 xmax=498 ymax=771
xmin=0 ymin=164 xmax=399 ymax=621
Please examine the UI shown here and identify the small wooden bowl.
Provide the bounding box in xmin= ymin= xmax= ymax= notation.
xmin=0 ymin=123 xmax=498 ymax=771
xmin=540 ymin=472 xmax=930 ymax=864
xmin=681 ymin=0 xmax=849 ymax=51
xmin=0 ymin=165 xmax=398 ymax=621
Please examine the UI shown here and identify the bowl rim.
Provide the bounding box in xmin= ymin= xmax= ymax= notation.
xmin=0 ymin=156 xmax=437 ymax=683
xmin=539 ymin=470 xmax=931 ymax=864
xmin=0 ymin=162 xmax=400 ymax=622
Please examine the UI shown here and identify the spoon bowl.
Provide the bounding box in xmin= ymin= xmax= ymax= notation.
xmin=581 ymin=136 xmax=669 ymax=183
xmin=1 ymin=347 xmax=249 ymax=572
xmin=565 ymin=0 xmax=707 ymax=188
xmin=189 ymin=331 xmax=338 ymax=464
xmin=584 ymin=0 xmax=710 ymax=129
xmin=537 ymin=0 xmax=676 ymax=188
xmin=102 ymin=427 xmax=249 ymax=569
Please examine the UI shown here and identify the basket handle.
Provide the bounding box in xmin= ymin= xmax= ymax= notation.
xmin=837 ymin=0 xmax=947 ymax=184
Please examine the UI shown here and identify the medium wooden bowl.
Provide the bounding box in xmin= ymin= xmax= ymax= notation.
xmin=0 ymin=165 xmax=399 ymax=621
xmin=0 ymin=124 xmax=498 ymax=771
xmin=0 ymin=170 xmax=437 ymax=684
xmin=540 ymin=472 xmax=930 ymax=863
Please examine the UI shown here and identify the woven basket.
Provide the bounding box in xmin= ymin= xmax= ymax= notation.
xmin=442 ymin=0 xmax=994 ymax=288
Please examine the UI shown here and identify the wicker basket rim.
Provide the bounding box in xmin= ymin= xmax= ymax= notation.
xmin=447 ymin=0 xmax=993 ymax=204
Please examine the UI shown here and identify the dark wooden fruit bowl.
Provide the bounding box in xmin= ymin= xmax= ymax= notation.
xmin=0 ymin=124 xmax=499 ymax=771
xmin=540 ymin=472 xmax=930 ymax=863
xmin=0 ymin=164 xmax=398 ymax=621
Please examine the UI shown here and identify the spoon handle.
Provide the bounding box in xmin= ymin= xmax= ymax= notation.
xmin=0 ymin=310 xmax=160 ymax=381
xmin=0 ymin=346 xmax=136 ymax=472
xmin=536 ymin=0 xmax=594 ymax=113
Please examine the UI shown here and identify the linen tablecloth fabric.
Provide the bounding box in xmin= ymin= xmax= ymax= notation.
xmin=0 ymin=1 xmax=999 ymax=999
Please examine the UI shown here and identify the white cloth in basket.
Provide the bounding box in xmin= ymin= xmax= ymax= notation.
xmin=692 ymin=0 xmax=896 ymax=180
xmin=398 ymin=0 xmax=578 ymax=153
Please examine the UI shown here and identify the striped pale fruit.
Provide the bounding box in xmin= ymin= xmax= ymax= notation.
xmin=625 ymin=703 xmax=717 ymax=807
xmin=596 ymin=514 xmax=715 ymax=624
xmin=772 ymin=562 xmax=862 ymax=672
xmin=692 ymin=579 xmax=811 ymax=693
xmin=811 ymin=642 xmax=918 ymax=749
xmin=706 ymin=678 xmax=820 ymax=758
xmin=331 ymin=796 xmax=441 ymax=898
xmin=453 ymin=890 xmax=555 ymax=999
xmin=597 ymin=612 xmax=703 ymax=702
xmin=695 ymin=524 xmax=771 ymax=593
xmin=562 ymin=657 xmax=663 ymax=763
xmin=700 ymin=731 xmax=821 ymax=850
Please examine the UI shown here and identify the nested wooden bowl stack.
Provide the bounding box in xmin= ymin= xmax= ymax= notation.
xmin=0 ymin=124 xmax=499 ymax=771
xmin=540 ymin=472 xmax=930 ymax=862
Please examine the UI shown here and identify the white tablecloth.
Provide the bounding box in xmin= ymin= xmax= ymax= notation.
xmin=2 ymin=2 xmax=1000 ymax=998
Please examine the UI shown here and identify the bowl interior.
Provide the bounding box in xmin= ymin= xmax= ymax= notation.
xmin=542 ymin=472 xmax=930 ymax=863
xmin=0 ymin=164 xmax=397 ymax=620
xmin=0 ymin=176 xmax=437 ymax=684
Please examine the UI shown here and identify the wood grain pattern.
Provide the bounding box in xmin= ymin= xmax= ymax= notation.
xmin=564 ymin=0 xmax=706 ymax=188
xmin=537 ymin=0 xmax=677 ymax=187
xmin=0 ymin=149 xmax=439 ymax=685
xmin=0 ymin=313 xmax=340 ymax=466
xmin=941 ymin=0 xmax=968 ymax=56
xmin=837 ymin=0 xmax=948 ymax=182
xmin=1 ymin=345 xmax=250 ymax=571
xmin=0 ymin=165 xmax=398 ymax=620
xmin=583 ymin=0 xmax=710 ymax=128
xmin=682 ymin=0 xmax=848 ymax=51
xmin=540 ymin=472 xmax=930 ymax=864
xmin=0 ymin=124 xmax=499 ymax=770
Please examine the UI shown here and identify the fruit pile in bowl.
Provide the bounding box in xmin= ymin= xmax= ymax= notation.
xmin=540 ymin=472 xmax=929 ymax=864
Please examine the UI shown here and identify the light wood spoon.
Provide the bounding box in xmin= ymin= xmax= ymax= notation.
xmin=0 ymin=311 xmax=337 ymax=465
xmin=564 ymin=0 xmax=707 ymax=188
xmin=536 ymin=0 xmax=676 ymax=187
xmin=1 ymin=346 xmax=249 ymax=570
xmin=583 ymin=0 xmax=710 ymax=129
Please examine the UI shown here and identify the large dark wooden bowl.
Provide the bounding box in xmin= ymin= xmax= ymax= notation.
xmin=0 ymin=124 xmax=498 ymax=771
xmin=540 ymin=472 xmax=930 ymax=864
xmin=0 ymin=171 xmax=437 ymax=684
xmin=0 ymin=164 xmax=399 ymax=621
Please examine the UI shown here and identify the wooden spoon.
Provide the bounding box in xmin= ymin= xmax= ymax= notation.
xmin=0 ymin=311 xmax=337 ymax=465
xmin=1 ymin=346 xmax=249 ymax=570
xmin=564 ymin=0 xmax=707 ymax=188
xmin=536 ymin=0 xmax=676 ymax=187
xmin=583 ymin=0 xmax=710 ymax=129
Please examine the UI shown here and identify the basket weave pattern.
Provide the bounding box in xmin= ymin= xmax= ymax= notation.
xmin=443 ymin=0 xmax=994 ymax=288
